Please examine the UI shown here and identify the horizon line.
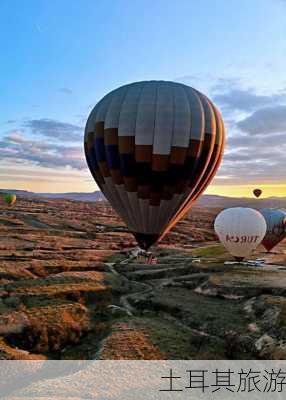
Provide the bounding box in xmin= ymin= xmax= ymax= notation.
xmin=1 ymin=188 xmax=286 ymax=200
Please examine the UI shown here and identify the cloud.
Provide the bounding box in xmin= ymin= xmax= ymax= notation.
xmin=213 ymin=88 xmax=286 ymax=112
xmin=210 ymin=81 xmax=286 ymax=182
xmin=170 ymin=75 xmax=286 ymax=184
xmin=174 ymin=75 xmax=200 ymax=84
xmin=2 ymin=74 xmax=285 ymax=187
xmin=211 ymin=77 xmax=242 ymax=93
xmin=216 ymin=128 xmax=286 ymax=183
xmin=218 ymin=156 xmax=286 ymax=183
xmin=227 ymin=131 xmax=286 ymax=148
xmin=23 ymin=119 xmax=83 ymax=141
xmin=217 ymin=104 xmax=286 ymax=178
xmin=0 ymin=175 xmax=72 ymax=183
xmin=35 ymin=24 xmax=42 ymax=33
xmin=59 ymin=87 xmax=73 ymax=95
xmin=0 ymin=132 xmax=86 ymax=170
xmin=7 ymin=131 xmax=26 ymax=143
xmin=1 ymin=166 xmax=90 ymax=180
xmin=236 ymin=105 xmax=286 ymax=135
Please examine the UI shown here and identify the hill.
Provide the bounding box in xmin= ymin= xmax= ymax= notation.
xmin=0 ymin=189 xmax=105 ymax=202
xmin=1 ymin=189 xmax=285 ymax=209
xmin=196 ymin=194 xmax=286 ymax=209
xmin=0 ymin=196 xmax=285 ymax=361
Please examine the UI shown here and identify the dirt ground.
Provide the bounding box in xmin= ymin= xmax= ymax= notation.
xmin=0 ymin=197 xmax=285 ymax=359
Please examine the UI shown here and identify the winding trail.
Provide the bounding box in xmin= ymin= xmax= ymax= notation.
xmin=104 ymin=247 xmax=286 ymax=319
xmin=104 ymin=252 xmax=156 ymax=315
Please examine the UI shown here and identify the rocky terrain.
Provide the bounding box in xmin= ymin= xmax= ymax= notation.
xmin=0 ymin=196 xmax=285 ymax=360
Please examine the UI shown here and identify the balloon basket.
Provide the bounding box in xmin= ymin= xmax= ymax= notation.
xmin=136 ymin=249 xmax=157 ymax=265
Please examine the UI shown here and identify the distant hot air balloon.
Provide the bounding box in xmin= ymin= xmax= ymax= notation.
xmin=253 ymin=188 xmax=262 ymax=198
xmin=3 ymin=193 xmax=16 ymax=206
xmin=84 ymin=81 xmax=225 ymax=249
xmin=214 ymin=207 xmax=267 ymax=261
xmin=259 ymin=208 xmax=286 ymax=252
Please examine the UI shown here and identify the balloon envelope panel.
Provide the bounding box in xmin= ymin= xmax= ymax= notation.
xmin=214 ymin=207 xmax=267 ymax=260
xmin=85 ymin=81 xmax=225 ymax=249
xmin=259 ymin=208 xmax=286 ymax=251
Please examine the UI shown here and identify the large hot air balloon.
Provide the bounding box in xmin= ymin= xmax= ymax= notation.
xmin=214 ymin=207 xmax=267 ymax=261
xmin=253 ymin=188 xmax=262 ymax=198
xmin=84 ymin=81 xmax=225 ymax=249
xmin=259 ymin=208 xmax=286 ymax=252
xmin=3 ymin=193 xmax=16 ymax=206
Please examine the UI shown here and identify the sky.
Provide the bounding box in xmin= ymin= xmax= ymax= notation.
xmin=1 ymin=0 xmax=286 ymax=198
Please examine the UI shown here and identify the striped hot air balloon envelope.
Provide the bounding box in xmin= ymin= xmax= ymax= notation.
xmin=253 ymin=188 xmax=262 ymax=198
xmin=84 ymin=81 xmax=225 ymax=250
xmin=259 ymin=208 xmax=286 ymax=252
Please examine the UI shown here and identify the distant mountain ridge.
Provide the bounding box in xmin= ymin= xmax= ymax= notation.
xmin=196 ymin=194 xmax=286 ymax=209
xmin=1 ymin=189 xmax=285 ymax=208
xmin=0 ymin=189 xmax=105 ymax=202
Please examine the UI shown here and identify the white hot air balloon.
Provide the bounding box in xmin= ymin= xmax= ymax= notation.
xmin=214 ymin=207 xmax=267 ymax=261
